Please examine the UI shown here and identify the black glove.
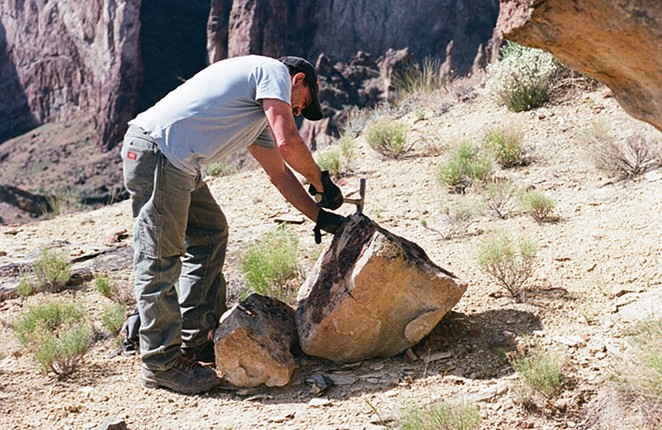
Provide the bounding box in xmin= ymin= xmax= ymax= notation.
xmin=308 ymin=171 xmax=343 ymax=210
xmin=313 ymin=209 xmax=347 ymax=244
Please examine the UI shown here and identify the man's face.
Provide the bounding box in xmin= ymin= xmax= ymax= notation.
xmin=291 ymin=73 xmax=313 ymax=117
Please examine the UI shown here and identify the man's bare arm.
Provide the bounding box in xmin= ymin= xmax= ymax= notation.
xmin=247 ymin=144 xmax=320 ymax=222
xmin=262 ymin=98 xmax=324 ymax=191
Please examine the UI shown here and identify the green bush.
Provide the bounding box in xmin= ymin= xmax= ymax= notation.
xmin=17 ymin=271 xmax=34 ymax=297
xmin=102 ymin=303 xmax=127 ymax=335
xmin=436 ymin=141 xmax=492 ymax=193
xmin=518 ymin=190 xmax=556 ymax=222
xmin=476 ymin=232 xmax=537 ymax=302
xmin=483 ymin=127 xmax=527 ymax=168
xmin=240 ymin=226 xmax=301 ymax=302
xmin=398 ymin=400 xmax=481 ymax=430
xmin=11 ymin=300 xmax=93 ymax=377
xmin=317 ymin=147 xmax=341 ymax=177
xmin=364 ymin=118 xmax=409 ymax=159
xmin=512 ymin=346 xmax=564 ymax=398
xmin=317 ymin=135 xmax=357 ymax=178
xmin=485 ymin=42 xmax=561 ymax=112
xmin=95 ymin=274 xmax=114 ymax=298
xmin=33 ymin=249 xmax=71 ymax=293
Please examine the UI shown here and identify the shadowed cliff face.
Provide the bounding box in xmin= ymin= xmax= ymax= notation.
xmin=137 ymin=0 xmax=210 ymax=112
xmin=0 ymin=21 xmax=37 ymax=142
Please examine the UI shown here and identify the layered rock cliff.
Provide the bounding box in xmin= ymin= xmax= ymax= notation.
xmin=0 ymin=0 xmax=141 ymax=149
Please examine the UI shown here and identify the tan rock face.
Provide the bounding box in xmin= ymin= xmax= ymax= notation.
xmin=497 ymin=0 xmax=662 ymax=133
xmin=296 ymin=215 xmax=468 ymax=363
xmin=214 ymin=294 xmax=298 ymax=388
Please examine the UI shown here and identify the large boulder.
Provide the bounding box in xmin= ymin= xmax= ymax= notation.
xmin=296 ymin=215 xmax=467 ymax=363
xmin=497 ymin=0 xmax=662 ymax=133
xmin=213 ymin=294 xmax=298 ymax=388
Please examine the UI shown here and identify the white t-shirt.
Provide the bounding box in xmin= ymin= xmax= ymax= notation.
xmin=129 ymin=55 xmax=290 ymax=175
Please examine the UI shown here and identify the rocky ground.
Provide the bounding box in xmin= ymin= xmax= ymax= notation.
xmin=0 ymin=82 xmax=661 ymax=430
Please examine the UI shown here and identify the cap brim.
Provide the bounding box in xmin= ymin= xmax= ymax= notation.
xmin=302 ymin=87 xmax=323 ymax=121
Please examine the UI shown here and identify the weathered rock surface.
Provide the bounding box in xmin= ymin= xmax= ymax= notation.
xmin=296 ymin=215 xmax=468 ymax=363
xmin=207 ymin=0 xmax=499 ymax=76
xmin=0 ymin=0 xmax=141 ymax=148
xmin=214 ymin=293 xmax=298 ymax=388
xmin=497 ymin=0 xmax=662 ymax=133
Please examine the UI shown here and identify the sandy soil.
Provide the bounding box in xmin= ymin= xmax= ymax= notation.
xmin=1 ymin=84 xmax=661 ymax=430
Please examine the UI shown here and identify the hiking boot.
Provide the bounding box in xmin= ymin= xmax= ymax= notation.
xmin=182 ymin=341 xmax=215 ymax=367
xmin=141 ymin=355 xmax=221 ymax=394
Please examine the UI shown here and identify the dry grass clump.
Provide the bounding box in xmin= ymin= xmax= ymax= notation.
xmin=476 ymin=232 xmax=537 ymax=302
xmin=364 ymin=118 xmax=411 ymax=159
xmin=509 ymin=344 xmax=565 ymax=411
xmin=316 ymin=134 xmax=357 ymax=178
xmin=616 ymin=319 xmax=662 ymax=405
xmin=518 ymin=190 xmax=556 ymax=223
xmin=396 ymin=399 xmax=481 ymax=430
xmin=240 ymin=226 xmax=302 ymax=303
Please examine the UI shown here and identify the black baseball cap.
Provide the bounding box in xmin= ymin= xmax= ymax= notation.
xmin=279 ymin=56 xmax=323 ymax=121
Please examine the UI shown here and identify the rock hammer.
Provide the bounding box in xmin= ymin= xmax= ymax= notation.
xmin=344 ymin=178 xmax=366 ymax=214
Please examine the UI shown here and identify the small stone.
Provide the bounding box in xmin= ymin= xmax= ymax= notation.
xmin=308 ymin=397 xmax=332 ymax=407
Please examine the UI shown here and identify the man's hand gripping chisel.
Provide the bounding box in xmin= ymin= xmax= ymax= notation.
xmin=314 ymin=178 xmax=366 ymax=213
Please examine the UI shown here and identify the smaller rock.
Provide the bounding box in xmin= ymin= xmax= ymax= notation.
xmin=553 ymin=335 xmax=586 ymax=347
xmin=214 ymin=294 xmax=297 ymax=388
xmin=96 ymin=417 xmax=127 ymax=430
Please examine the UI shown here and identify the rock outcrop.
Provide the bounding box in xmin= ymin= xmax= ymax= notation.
xmin=497 ymin=0 xmax=662 ymax=133
xmin=0 ymin=0 xmax=141 ymax=149
xmin=296 ymin=215 xmax=467 ymax=363
xmin=214 ymin=294 xmax=298 ymax=388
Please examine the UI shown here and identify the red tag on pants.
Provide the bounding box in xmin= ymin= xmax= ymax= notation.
xmin=127 ymin=151 xmax=137 ymax=160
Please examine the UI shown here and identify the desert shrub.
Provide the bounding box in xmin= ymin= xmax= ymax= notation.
xmin=511 ymin=345 xmax=564 ymax=399
xmin=476 ymin=232 xmax=537 ymax=302
xmin=33 ymin=249 xmax=71 ymax=293
xmin=393 ymin=57 xmax=447 ymax=95
xmin=438 ymin=196 xmax=484 ymax=239
xmin=484 ymin=180 xmax=518 ymax=219
xmin=11 ymin=300 xmax=93 ymax=377
xmin=616 ymin=319 xmax=662 ymax=404
xmin=436 ymin=141 xmax=492 ymax=193
xmin=205 ymin=162 xmax=237 ymax=178
xmin=316 ymin=135 xmax=357 ymax=178
xmin=364 ymin=118 xmax=409 ymax=159
xmin=240 ymin=226 xmax=301 ymax=302
xmin=518 ymin=190 xmax=556 ymax=222
xmin=397 ymin=400 xmax=481 ymax=430
xmin=95 ymin=274 xmax=114 ymax=298
xmin=485 ymin=42 xmax=562 ymax=112
xmin=582 ymin=124 xmax=662 ymax=179
xmin=102 ymin=303 xmax=127 ymax=336
xmin=483 ymin=126 xmax=528 ymax=168
xmin=17 ymin=270 xmax=34 ymax=297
